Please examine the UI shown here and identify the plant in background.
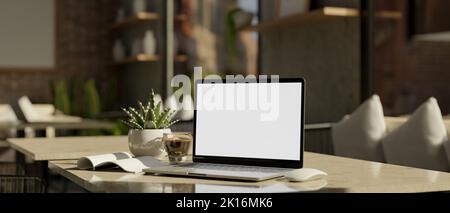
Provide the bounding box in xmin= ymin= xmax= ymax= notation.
xmin=225 ymin=7 xmax=243 ymax=56
xmin=225 ymin=7 xmax=241 ymax=71
xmin=189 ymin=69 xmax=224 ymax=98
xmin=121 ymin=89 xmax=178 ymax=130
xmin=52 ymin=80 xmax=71 ymax=115
xmin=225 ymin=7 xmax=253 ymax=74
xmin=103 ymin=77 xmax=119 ymax=112
xmin=52 ymin=78 xmax=122 ymax=136
xmin=84 ymin=79 xmax=101 ymax=118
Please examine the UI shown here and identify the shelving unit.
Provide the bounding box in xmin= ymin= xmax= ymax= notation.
xmin=110 ymin=12 xmax=187 ymax=32
xmin=175 ymin=54 xmax=188 ymax=62
xmin=107 ymin=0 xmax=189 ymax=106
xmin=110 ymin=12 xmax=159 ymax=31
xmin=413 ymin=31 xmax=450 ymax=42
xmin=242 ymin=7 xmax=402 ymax=32
xmin=175 ymin=14 xmax=187 ymax=21
xmin=110 ymin=54 xmax=160 ymax=66
xmin=110 ymin=54 xmax=187 ymax=66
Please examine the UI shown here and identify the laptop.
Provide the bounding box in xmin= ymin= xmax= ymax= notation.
xmin=144 ymin=78 xmax=305 ymax=181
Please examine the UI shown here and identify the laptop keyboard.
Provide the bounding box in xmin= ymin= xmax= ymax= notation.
xmin=176 ymin=163 xmax=290 ymax=174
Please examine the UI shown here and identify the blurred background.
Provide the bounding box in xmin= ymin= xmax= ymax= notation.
xmin=1 ymin=0 xmax=450 ymax=192
xmin=1 ymin=0 xmax=450 ymax=128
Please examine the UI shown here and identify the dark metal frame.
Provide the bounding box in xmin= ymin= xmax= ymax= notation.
xmin=257 ymin=0 xmax=262 ymax=75
xmin=0 ymin=175 xmax=46 ymax=193
xmin=192 ymin=78 xmax=305 ymax=169
xmin=407 ymin=0 xmax=416 ymax=39
xmin=360 ymin=0 xmax=375 ymax=101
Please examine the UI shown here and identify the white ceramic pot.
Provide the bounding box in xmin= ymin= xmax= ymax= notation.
xmin=143 ymin=30 xmax=157 ymax=55
xmin=133 ymin=0 xmax=146 ymax=14
xmin=128 ymin=129 xmax=171 ymax=157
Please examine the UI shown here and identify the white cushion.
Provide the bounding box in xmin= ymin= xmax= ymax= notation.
xmin=382 ymin=97 xmax=450 ymax=171
xmin=0 ymin=104 xmax=18 ymax=122
xmin=332 ymin=95 xmax=386 ymax=162
xmin=18 ymin=96 xmax=43 ymax=122
xmin=0 ymin=104 xmax=18 ymax=139
xmin=18 ymin=96 xmax=81 ymax=123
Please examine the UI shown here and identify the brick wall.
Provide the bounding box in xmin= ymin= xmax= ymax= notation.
xmin=0 ymin=0 xmax=116 ymax=105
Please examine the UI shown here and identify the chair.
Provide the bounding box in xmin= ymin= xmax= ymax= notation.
xmin=17 ymin=96 xmax=81 ymax=123
xmin=0 ymin=104 xmax=19 ymax=139
xmin=0 ymin=105 xmax=18 ymax=169
xmin=304 ymin=123 xmax=334 ymax=154
xmin=0 ymin=161 xmax=45 ymax=193
xmin=0 ymin=175 xmax=45 ymax=193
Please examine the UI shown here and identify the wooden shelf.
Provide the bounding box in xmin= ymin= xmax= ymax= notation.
xmin=110 ymin=54 xmax=187 ymax=66
xmin=175 ymin=54 xmax=188 ymax=62
xmin=111 ymin=54 xmax=160 ymax=66
xmin=413 ymin=31 xmax=450 ymax=43
xmin=242 ymin=7 xmax=402 ymax=32
xmin=110 ymin=12 xmax=159 ymax=31
xmin=175 ymin=14 xmax=187 ymax=21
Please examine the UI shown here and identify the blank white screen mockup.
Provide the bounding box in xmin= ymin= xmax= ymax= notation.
xmin=195 ymin=82 xmax=302 ymax=161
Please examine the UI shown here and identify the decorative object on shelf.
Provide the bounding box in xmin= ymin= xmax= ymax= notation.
xmin=164 ymin=93 xmax=194 ymax=121
xmin=180 ymin=94 xmax=194 ymax=121
xmin=122 ymin=89 xmax=179 ymax=157
xmin=131 ymin=38 xmax=143 ymax=56
xmin=115 ymin=8 xmax=126 ymax=23
xmin=133 ymin=0 xmax=147 ymax=15
xmin=143 ymin=30 xmax=157 ymax=55
xmin=275 ymin=0 xmax=310 ymax=18
xmin=113 ymin=39 xmax=126 ymax=61
xmin=232 ymin=10 xmax=254 ymax=29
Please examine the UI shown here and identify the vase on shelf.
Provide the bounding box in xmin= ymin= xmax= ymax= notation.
xmin=133 ymin=0 xmax=147 ymax=14
xmin=164 ymin=93 xmax=194 ymax=121
xmin=180 ymin=94 xmax=194 ymax=121
xmin=113 ymin=39 xmax=125 ymax=61
xmin=115 ymin=8 xmax=125 ymax=23
xmin=143 ymin=30 xmax=157 ymax=55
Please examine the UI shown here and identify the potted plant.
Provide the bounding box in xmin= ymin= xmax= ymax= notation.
xmin=121 ymin=90 xmax=178 ymax=157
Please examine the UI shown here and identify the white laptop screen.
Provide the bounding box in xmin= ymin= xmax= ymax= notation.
xmin=195 ymin=82 xmax=303 ymax=161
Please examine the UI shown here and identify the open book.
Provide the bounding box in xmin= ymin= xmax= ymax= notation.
xmin=77 ymin=152 xmax=165 ymax=173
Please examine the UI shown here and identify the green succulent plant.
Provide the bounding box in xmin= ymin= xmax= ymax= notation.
xmin=121 ymin=89 xmax=178 ymax=130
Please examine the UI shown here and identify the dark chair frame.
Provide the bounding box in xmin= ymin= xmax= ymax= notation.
xmin=0 ymin=175 xmax=46 ymax=193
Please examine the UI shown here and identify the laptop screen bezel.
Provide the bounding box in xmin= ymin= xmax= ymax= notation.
xmin=192 ymin=78 xmax=305 ymax=169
